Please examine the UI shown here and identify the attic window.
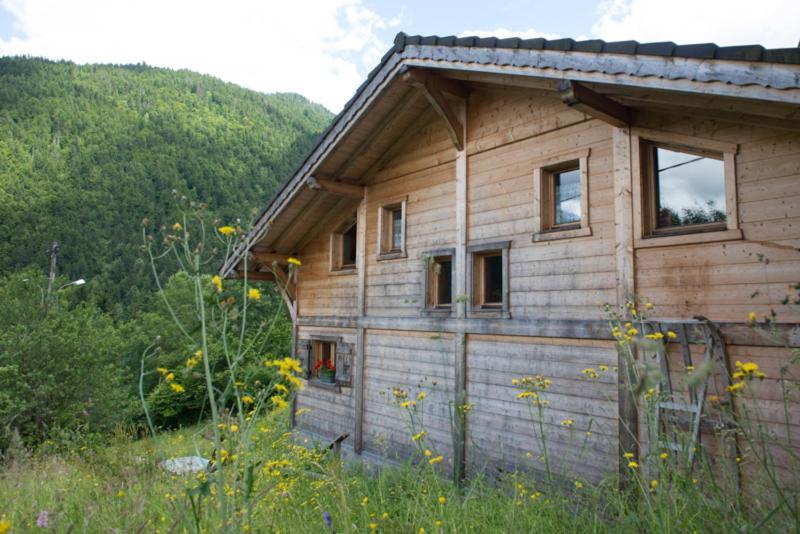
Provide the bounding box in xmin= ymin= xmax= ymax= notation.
xmin=330 ymin=215 xmax=357 ymax=272
xmin=377 ymin=197 xmax=407 ymax=260
xmin=532 ymin=149 xmax=591 ymax=242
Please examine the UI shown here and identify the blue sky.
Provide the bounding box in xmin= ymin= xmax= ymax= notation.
xmin=1 ymin=0 xmax=797 ymax=111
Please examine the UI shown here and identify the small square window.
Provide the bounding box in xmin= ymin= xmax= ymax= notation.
xmin=378 ymin=198 xmax=407 ymax=260
xmin=421 ymin=249 xmax=455 ymax=315
xmin=467 ymin=241 xmax=510 ymax=317
xmin=330 ymin=216 xmax=357 ymax=272
xmin=311 ymin=340 xmax=337 ymax=382
xmin=532 ymin=150 xmax=591 ymax=242
xmin=643 ymin=143 xmax=726 ymax=235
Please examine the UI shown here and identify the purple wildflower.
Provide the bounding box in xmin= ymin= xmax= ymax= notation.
xmin=37 ymin=511 xmax=49 ymax=528
xmin=323 ymin=511 xmax=332 ymax=529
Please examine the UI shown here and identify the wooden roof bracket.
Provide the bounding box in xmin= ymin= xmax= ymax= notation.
xmin=558 ymin=80 xmax=632 ymax=128
xmin=307 ymin=176 xmax=364 ymax=199
xmin=403 ymin=69 xmax=467 ymax=150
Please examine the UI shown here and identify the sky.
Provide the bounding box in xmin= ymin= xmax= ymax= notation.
xmin=0 ymin=0 xmax=798 ymax=112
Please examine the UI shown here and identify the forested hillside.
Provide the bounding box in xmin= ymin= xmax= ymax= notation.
xmin=0 ymin=57 xmax=332 ymax=313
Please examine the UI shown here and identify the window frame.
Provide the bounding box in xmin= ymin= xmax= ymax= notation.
xmin=302 ymin=335 xmax=353 ymax=391
xmin=377 ymin=196 xmax=407 ymax=261
xmin=532 ymin=149 xmax=592 ymax=242
xmin=329 ymin=214 xmax=358 ymax=274
xmin=632 ymin=128 xmax=741 ymax=249
xmin=467 ymin=240 xmax=511 ymax=318
xmin=420 ymin=248 xmax=456 ymax=317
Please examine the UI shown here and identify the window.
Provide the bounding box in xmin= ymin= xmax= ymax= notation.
xmin=467 ymin=241 xmax=510 ymax=317
xmin=330 ymin=215 xmax=357 ymax=272
xmin=643 ymin=143 xmax=726 ymax=234
xmin=421 ymin=249 xmax=455 ymax=315
xmin=633 ymin=129 xmax=740 ymax=248
xmin=311 ymin=340 xmax=337 ymax=382
xmin=532 ymin=149 xmax=591 ymax=242
xmin=377 ymin=197 xmax=407 ymax=259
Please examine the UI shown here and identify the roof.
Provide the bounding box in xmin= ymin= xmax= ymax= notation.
xmin=222 ymin=31 xmax=800 ymax=277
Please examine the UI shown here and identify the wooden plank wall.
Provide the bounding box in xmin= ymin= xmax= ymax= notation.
xmin=362 ymin=330 xmax=456 ymax=460
xmin=364 ymin=113 xmax=457 ymax=316
xmin=295 ymin=327 xmax=356 ymax=439
xmin=466 ymin=334 xmax=619 ymax=483
xmin=634 ymin=112 xmax=800 ymax=323
xmin=467 ymin=87 xmax=618 ymax=320
xmin=296 ymin=232 xmax=359 ymax=317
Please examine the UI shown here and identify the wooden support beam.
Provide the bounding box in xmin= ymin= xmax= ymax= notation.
xmin=334 ymin=88 xmax=421 ymax=178
xmin=307 ymin=176 xmax=364 ymax=199
xmin=559 ymin=80 xmax=632 ymax=128
xmin=403 ymin=69 xmax=465 ymax=150
xmin=251 ymin=252 xmax=294 ymax=266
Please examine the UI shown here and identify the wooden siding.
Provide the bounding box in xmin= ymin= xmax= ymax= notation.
xmin=295 ymin=327 xmax=356 ymax=440
xmin=362 ymin=330 xmax=456 ymax=460
xmin=296 ymin=229 xmax=359 ymax=317
xmin=465 ymin=334 xmax=619 ymax=482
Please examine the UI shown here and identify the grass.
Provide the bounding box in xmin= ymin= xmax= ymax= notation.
xmin=1 ymin=407 xmax=794 ymax=533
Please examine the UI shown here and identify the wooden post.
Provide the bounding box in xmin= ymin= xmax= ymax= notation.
xmin=612 ymin=126 xmax=638 ymax=479
xmin=354 ymin=193 xmax=368 ymax=454
xmin=453 ymin=97 xmax=468 ymax=482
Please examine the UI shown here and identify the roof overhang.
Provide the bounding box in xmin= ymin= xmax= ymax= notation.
xmin=222 ymin=33 xmax=800 ymax=279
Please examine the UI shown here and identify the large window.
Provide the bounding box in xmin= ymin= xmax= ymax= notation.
xmin=532 ymin=149 xmax=591 ymax=242
xmin=377 ymin=197 xmax=407 ymax=260
xmin=330 ymin=216 xmax=357 ymax=272
xmin=467 ymin=241 xmax=510 ymax=318
xmin=645 ymin=144 xmax=726 ymax=232
xmin=632 ymin=129 xmax=740 ymax=248
xmin=421 ymin=249 xmax=455 ymax=315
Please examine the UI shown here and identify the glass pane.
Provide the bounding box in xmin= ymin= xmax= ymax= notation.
xmin=435 ymin=258 xmax=452 ymax=306
xmin=482 ymin=254 xmax=503 ymax=305
xmin=655 ymin=147 xmax=726 ymax=228
xmin=391 ymin=208 xmax=403 ymax=250
xmin=342 ymin=223 xmax=357 ymax=267
xmin=554 ymin=168 xmax=581 ymax=226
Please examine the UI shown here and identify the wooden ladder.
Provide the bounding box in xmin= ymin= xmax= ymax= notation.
xmin=650 ymin=319 xmax=740 ymax=490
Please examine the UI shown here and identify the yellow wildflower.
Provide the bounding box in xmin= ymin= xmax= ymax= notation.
xmin=628 ymin=461 xmax=639 ymax=469
xmin=599 ymin=364 xmax=608 ymax=372
xmin=275 ymin=383 xmax=289 ymax=394
xmin=0 ymin=519 xmax=10 ymax=534
xmin=435 ymin=520 xmax=443 ymax=527
xmin=218 ymin=225 xmax=235 ymax=235
xmin=667 ymin=331 xmax=677 ymax=340
xmin=660 ymin=452 xmax=669 ymax=460
xmin=369 ymin=524 xmax=378 ymax=530
xmin=623 ymin=452 xmax=634 ymax=459
xmin=229 ymin=424 xmax=239 ymax=433
xmin=165 ymin=372 xmax=174 ymax=382
xmin=438 ymin=496 xmax=446 ymax=504
xmin=419 ymin=529 xmax=425 ymax=534
xmin=248 ymin=288 xmax=262 ymax=301
xmin=511 ymin=378 xmax=520 ymax=385
xmin=574 ymin=480 xmax=583 ymax=489
xmin=169 ymin=383 xmax=185 ymax=393
xmin=645 ymin=302 xmax=654 ymax=310
xmin=645 ymin=332 xmax=664 ymax=340
xmin=242 ymin=395 xmax=255 ymax=405
xmin=412 ymin=431 xmax=428 ymax=442
xmin=650 ymin=479 xmax=658 ymax=491
xmin=271 ymin=395 xmax=288 ymax=409
xmin=429 ymin=455 xmax=444 ymax=465
xmin=627 ymin=328 xmax=638 ymax=336
xmin=726 ymin=382 xmax=746 ymax=394
xmin=220 ymin=449 xmax=229 ymax=462
xmin=117 ymin=490 xmax=126 ymax=497
xmin=748 ymin=311 xmax=757 ymax=323
xmin=212 ymin=275 xmax=223 ymax=293
xmin=362 ymin=496 xmax=369 ymax=507
xmin=582 ymin=368 xmax=599 ymax=379
xmin=156 ymin=367 xmax=168 ymax=375
xmin=417 ymin=391 xmax=427 ymax=400
xmin=424 ymin=449 xmax=432 ymax=457
xmin=172 ymin=222 xmax=182 ymax=232
xmin=288 ymin=257 xmax=302 ymax=266
xmin=561 ymin=419 xmax=574 ymax=427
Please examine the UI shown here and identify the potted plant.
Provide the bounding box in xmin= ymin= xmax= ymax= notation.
xmin=315 ymin=359 xmax=336 ymax=383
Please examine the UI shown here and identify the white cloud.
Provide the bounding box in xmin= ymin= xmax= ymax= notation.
xmin=459 ymin=28 xmax=561 ymax=41
xmin=592 ymin=0 xmax=800 ymax=49
xmin=0 ymin=0 xmax=400 ymax=112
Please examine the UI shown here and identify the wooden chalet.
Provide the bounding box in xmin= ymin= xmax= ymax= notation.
xmin=223 ymin=33 xmax=800 ymax=484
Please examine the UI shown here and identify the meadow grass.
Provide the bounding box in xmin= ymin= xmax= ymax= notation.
xmin=1 ymin=407 xmax=793 ymax=533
